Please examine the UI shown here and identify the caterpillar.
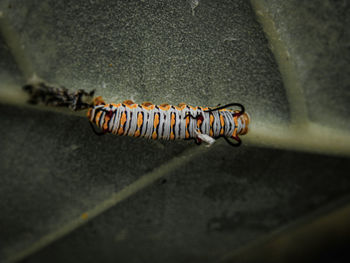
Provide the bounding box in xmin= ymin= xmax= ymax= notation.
xmin=23 ymin=79 xmax=250 ymax=146
xmin=87 ymin=96 xmax=250 ymax=146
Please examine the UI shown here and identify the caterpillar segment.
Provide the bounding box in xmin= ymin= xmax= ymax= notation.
xmin=87 ymin=97 xmax=250 ymax=146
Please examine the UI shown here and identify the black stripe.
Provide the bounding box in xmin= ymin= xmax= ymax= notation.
xmin=161 ymin=113 xmax=166 ymax=138
xmin=143 ymin=112 xmax=149 ymax=137
xmin=170 ymin=106 xmax=176 ymax=139
xmin=138 ymin=111 xmax=144 ymax=136
xmin=154 ymin=112 xmax=160 ymax=134
xmin=229 ymin=112 xmax=233 ymax=132
xmin=209 ymin=111 xmax=213 ymax=135
xmin=121 ymin=106 xmax=128 ymax=134
xmin=185 ymin=107 xmax=190 ymax=136
xmin=125 ymin=111 xmax=133 ymax=135
xmin=171 ymin=112 xmax=176 ymax=139
xmin=178 ymin=111 xmax=182 ymax=139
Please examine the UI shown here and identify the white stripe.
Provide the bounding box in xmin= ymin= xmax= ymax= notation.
xmin=174 ymin=108 xmax=181 ymax=139
xmin=163 ymin=108 xmax=172 ymax=140
xmin=204 ymin=110 xmax=210 ymax=135
xmin=112 ymin=106 xmax=123 ymax=134
xmin=128 ymin=107 xmax=139 ymax=136
xmin=179 ymin=108 xmax=187 ymax=139
xmin=158 ymin=108 xmax=165 ymax=139
xmin=188 ymin=107 xmax=198 ymax=138
xmin=140 ymin=110 xmax=148 ymax=137
xmin=122 ymin=107 xmax=129 ymax=135
xmin=99 ymin=111 xmax=106 ymax=128
xmin=109 ymin=110 xmax=116 ymax=132
xmin=212 ymin=111 xmax=220 ymax=136
xmin=145 ymin=108 xmax=155 ymax=139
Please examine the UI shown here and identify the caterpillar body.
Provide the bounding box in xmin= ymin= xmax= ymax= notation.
xmin=88 ymin=96 xmax=250 ymax=146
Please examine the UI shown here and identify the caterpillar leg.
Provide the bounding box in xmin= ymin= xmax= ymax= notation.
xmin=89 ymin=122 xmax=106 ymax=136
xmin=194 ymin=137 xmax=202 ymax=145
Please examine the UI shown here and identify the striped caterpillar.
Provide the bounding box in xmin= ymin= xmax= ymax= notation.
xmin=23 ymin=79 xmax=250 ymax=146
xmin=88 ymin=96 xmax=250 ymax=146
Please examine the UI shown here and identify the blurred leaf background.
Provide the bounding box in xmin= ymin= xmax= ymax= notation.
xmin=0 ymin=0 xmax=349 ymax=262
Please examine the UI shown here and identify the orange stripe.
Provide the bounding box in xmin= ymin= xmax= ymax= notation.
xmin=209 ymin=114 xmax=214 ymax=136
xmin=159 ymin=104 xmax=171 ymax=110
xmin=186 ymin=116 xmax=189 ymax=126
xmin=137 ymin=112 xmax=143 ymax=128
xmin=153 ymin=114 xmax=159 ymax=129
xmin=141 ymin=102 xmax=152 ymax=106
xmin=151 ymin=113 xmax=160 ymax=140
xmin=95 ymin=111 xmax=103 ymax=126
xmin=220 ymin=114 xmax=225 ymax=127
xmin=117 ymin=112 xmax=127 ymax=135
xmin=170 ymin=113 xmax=176 ymax=139
xmin=234 ymin=116 xmax=238 ymax=127
xmin=170 ymin=113 xmax=175 ymax=128
xmin=103 ymin=116 xmax=111 ymax=130
xmin=177 ymin=103 xmax=187 ymax=110
xmin=126 ymin=103 xmax=138 ymax=109
xmin=120 ymin=112 xmax=127 ymax=127
xmin=210 ymin=114 xmax=214 ymax=126
xmin=185 ymin=115 xmax=190 ymax=139
xmin=134 ymin=130 xmax=140 ymax=137
xmin=134 ymin=112 xmax=143 ymax=137
xmin=142 ymin=104 xmax=155 ymax=110
xmin=232 ymin=116 xmax=239 ymax=137
xmin=123 ymin=99 xmax=135 ymax=105
xmin=233 ymin=128 xmax=237 ymax=137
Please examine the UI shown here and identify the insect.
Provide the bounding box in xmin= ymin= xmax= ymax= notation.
xmin=87 ymin=96 xmax=250 ymax=147
xmin=23 ymin=79 xmax=250 ymax=146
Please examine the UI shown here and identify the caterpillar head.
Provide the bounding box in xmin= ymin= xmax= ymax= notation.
xmin=238 ymin=112 xmax=250 ymax=135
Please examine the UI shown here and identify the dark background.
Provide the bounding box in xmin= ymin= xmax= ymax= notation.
xmin=0 ymin=0 xmax=349 ymax=262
